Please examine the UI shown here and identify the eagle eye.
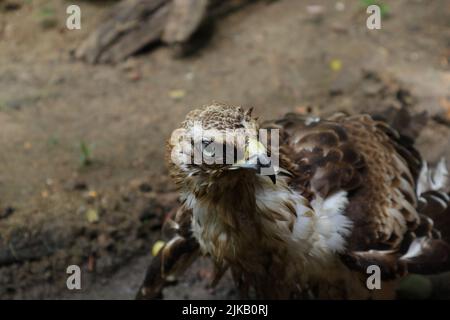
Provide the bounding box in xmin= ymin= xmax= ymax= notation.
xmin=202 ymin=140 xmax=215 ymax=158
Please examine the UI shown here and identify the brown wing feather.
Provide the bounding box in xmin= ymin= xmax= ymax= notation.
xmin=263 ymin=114 xmax=365 ymax=199
xmin=399 ymin=190 xmax=450 ymax=274
xmin=340 ymin=250 xmax=406 ymax=280
xmin=418 ymin=190 xmax=450 ymax=243
xmin=263 ymin=113 xmax=421 ymax=251
xmin=265 ymin=112 xmax=450 ymax=277
xmin=400 ymin=237 xmax=450 ymax=274
xmin=338 ymin=114 xmax=421 ymax=250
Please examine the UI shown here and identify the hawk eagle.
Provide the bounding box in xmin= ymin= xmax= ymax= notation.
xmin=138 ymin=104 xmax=450 ymax=299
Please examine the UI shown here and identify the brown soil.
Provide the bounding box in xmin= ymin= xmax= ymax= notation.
xmin=0 ymin=0 xmax=449 ymax=299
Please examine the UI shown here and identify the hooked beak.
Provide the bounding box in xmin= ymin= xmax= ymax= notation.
xmin=231 ymin=153 xmax=276 ymax=183
xmin=228 ymin=137 xmax=292 ymax=184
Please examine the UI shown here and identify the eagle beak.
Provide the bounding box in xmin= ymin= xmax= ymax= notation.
xmin=229 ymin=138 xmax=277 ymax=184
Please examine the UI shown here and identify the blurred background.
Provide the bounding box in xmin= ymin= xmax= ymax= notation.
xmin=0 ymin=0 xmax=449 ymax=299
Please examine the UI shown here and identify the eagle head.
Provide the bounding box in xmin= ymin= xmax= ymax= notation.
xmin=167 ymin=104 xmax=280 ymax=194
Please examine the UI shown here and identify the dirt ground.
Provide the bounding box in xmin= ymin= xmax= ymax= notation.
xmin=0 ymin=0 xmax=449 ymax=299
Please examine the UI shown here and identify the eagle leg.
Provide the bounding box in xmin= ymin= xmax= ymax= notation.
xmin=135 ymin=236 xmax=199 ymax=300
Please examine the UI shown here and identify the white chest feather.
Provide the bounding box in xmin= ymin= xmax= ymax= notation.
xmin=256 ymin=186 xmax=353 ymax=267
xmin=184 ymin=178 xmax=353 ymax=274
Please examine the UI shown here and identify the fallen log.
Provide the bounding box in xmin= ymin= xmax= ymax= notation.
xmin=75 ymin=0 xmax=169 ymax=64
xmin=75 ymin=0 xmax=257 ymax=64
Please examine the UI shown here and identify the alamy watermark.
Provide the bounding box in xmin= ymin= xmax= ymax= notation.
xmin=170 ymin=122 xmax=279 ymax=176
xmin=66 ymin=5 xmax=81 ymax=30
xmin=66 ymin=265 xmax=81 ymax=290
xmin=64 ymin=4 xmax=381 ymax=31
xmin=366 ymin=265 xmax=381 ymax=290
xmin=366 ymin=5 xmax=382 ymax=30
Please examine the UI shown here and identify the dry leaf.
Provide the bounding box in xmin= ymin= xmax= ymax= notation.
xmin=152 ymin=240 xmax=165 ymax=256
xmin=169 ymin=89 xmax=186 ymax=100
xmin=23 ymin=142 xmax=32 ymax=150
xmin=330 ymin=59 xmax=342 ymax=72
xmin=88 ymin=190 xmax=98 ymax=198
xmin=86 ymin=208 xmax=99 ymax=223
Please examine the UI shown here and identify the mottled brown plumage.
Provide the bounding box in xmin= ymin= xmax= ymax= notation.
xmin=139 ymin=104 xmax=450 ymax=299
xmin=264 ymin=113 xmax=421 ymax=251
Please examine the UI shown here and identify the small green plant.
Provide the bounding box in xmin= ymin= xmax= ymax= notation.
xmin=360 ymin=0 xmax=390 ymax=17
xmin=79 ymin=141 xmax=93 ymax=167
xmin=39 ymin=6 xmax=56 ymax=18
xmin=47 ymin=136 xmax=59 ymax=146
xmin=37 ymin=6 xmax=58 ymax=29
